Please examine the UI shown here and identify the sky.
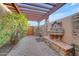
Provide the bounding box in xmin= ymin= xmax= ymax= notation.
xmin=29 ymin=3 xmax=79 ymax=26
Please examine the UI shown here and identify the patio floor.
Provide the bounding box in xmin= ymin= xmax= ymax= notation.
xmin=7 ymin=36 xmax=59 ymax=56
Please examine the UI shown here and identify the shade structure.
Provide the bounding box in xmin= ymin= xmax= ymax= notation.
xmin=4 ymin=3 xmax=65 ymax=22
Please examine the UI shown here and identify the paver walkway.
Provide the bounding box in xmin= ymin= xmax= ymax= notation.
xmin=7 ymin=36 xmax=59 ymax=56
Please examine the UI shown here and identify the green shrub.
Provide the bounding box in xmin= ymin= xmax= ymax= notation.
xmin=0 ymin=13 xmax=28 ymax=45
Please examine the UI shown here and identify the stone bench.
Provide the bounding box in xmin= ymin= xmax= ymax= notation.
xmin=43 ymin=36 xmax=73 ymax=56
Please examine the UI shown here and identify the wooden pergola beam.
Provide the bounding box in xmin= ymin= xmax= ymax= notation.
xmin=21 ymin=11 xmax=45 ymax=16
xmin=19 ymin=8 xmax=47 ymax=14
xmin=46 ymin=3 xmax=65 ymax=16
xmin=22 ymin=3 xmax=51 ymax=10
xmin=17 ymin=4 xmax=49 ymax=12
xmin=11 ymin=3 xmax=21 ymax=14
xmin=45 ymin=3 xmax=56 ymax=6
xmin=4 ymin=3 xmax=66 ymax=22
xmin=6 ymin=5 xmax=15 ymax=10
xmin=25 ymin=14 xmax=43 ymax=20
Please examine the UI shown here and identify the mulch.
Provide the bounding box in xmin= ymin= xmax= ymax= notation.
xmin=0 ymin=43 xmax=14 ymax=56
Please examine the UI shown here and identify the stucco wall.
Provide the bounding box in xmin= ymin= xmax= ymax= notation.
xmin=58 ymin=16 xmax=73 ymax=44
xmin=39 ymin=13 xmax=79 ymax=45
xmin=39 ymin=16 xmax=73 ymax=45
xmin=58 ymin=13 xmax=79 ymax=45
xmin=0 ymin=3 xmax=11 ymax=17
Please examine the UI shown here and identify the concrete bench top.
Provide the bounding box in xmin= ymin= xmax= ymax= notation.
xmin=43 ymin=36 xmax=73 ymax=51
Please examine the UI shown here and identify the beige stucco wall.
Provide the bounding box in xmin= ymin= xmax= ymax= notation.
xmin=39 ymin=16 xmax=73 ymax=45
xmin=58 ymin=13 xmax=79 ymax=45
xmin=39 ymin=13 xmax=79 ymax=45
xmin=58 ymin=16 xmax=73 ymax=44
xmin=0 ymin=3 xmax=11 ymax=17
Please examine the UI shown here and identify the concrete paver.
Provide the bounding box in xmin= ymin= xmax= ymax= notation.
xmin=7 ymin=36 xmax=59 ymax=56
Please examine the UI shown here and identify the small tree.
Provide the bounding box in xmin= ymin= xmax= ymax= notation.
xmin=0 ymin=13 xmax=28 ymax=45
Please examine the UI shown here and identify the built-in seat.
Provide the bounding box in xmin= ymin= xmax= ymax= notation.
xmin=43 ymin=36 xmax=73 ymax=56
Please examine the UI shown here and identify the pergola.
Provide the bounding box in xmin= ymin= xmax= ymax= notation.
xmin=4 ymin=3 xmax=66 ymax=31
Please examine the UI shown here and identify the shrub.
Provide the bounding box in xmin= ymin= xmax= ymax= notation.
xmin=0 ymin=13 xmax=28 ymax=45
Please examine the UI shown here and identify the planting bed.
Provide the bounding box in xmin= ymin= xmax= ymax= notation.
xmin=0 ymin=43 xmax=13 ymax=56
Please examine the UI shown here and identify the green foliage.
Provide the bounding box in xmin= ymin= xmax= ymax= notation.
xmin=0 ymin=13 xmax=28 ymax=45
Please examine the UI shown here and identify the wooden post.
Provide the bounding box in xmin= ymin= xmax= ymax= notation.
xmin=37 ymin=21 xmax=40 ymax=30
xmin=45 ymin=17 xmax=48 ymax=35
xmin=37 ymin=21 xmax=40 ymax=36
